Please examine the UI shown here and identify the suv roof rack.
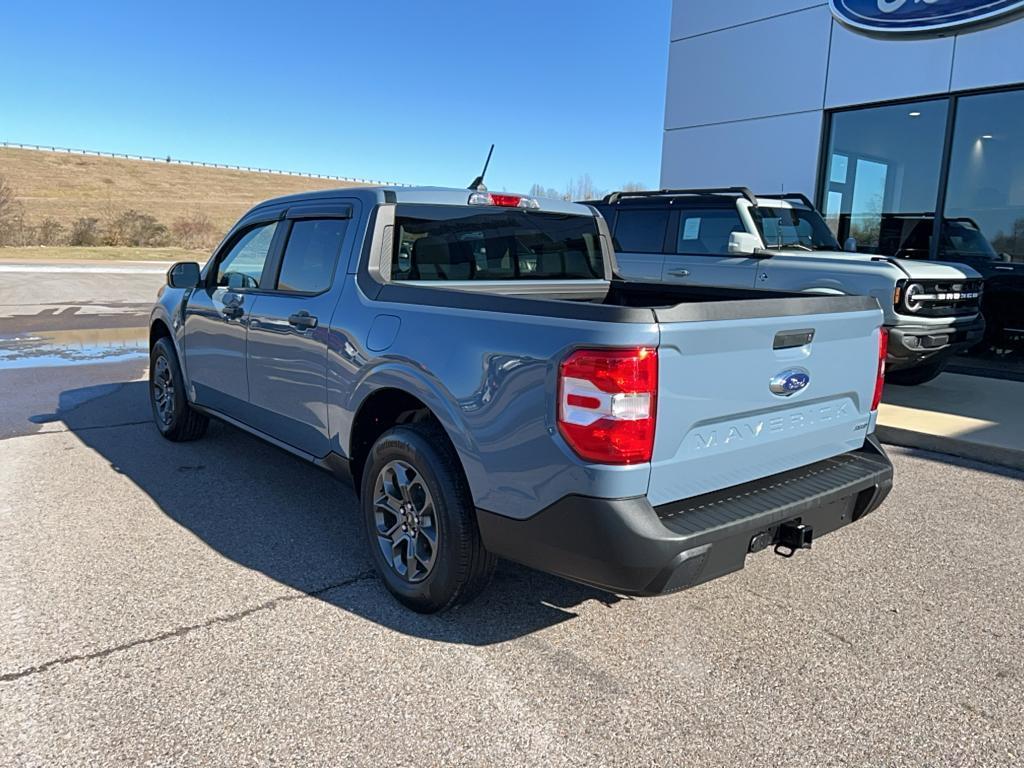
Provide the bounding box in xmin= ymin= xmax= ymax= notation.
xmin=754 ymin=192 xmax=815 ymax=210
xmin=603 ymin=187 xmax=757 ymax=206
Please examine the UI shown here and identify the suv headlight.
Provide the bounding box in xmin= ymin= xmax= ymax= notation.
xmin=904 ymin=283 xmax=924 ymax=313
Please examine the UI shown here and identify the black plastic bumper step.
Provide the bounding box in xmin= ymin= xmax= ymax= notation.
xmin=655 ymin=448 xmax=892 ymax=542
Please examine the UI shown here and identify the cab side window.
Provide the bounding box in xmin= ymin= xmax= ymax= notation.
xmin=275 ymin=218 xmax=348 ymax=293
xmin=613 ymin=209 xmax=669 ymax=254
xmin=216 ymin=223 xmax=278 ymax=289
xmin=676 ymin=208 xmax=744 ymax=255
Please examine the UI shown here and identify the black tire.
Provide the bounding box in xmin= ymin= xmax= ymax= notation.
xmin=360 ymin=422 xmax=495 ymax=613
xmin=150 ymin=337 xmax=209 ymax=442
xmin=886 ymin=358 xmax=946 ymax=386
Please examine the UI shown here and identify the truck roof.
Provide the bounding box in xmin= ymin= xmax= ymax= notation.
xmin=583 ymin=188 xmax=817 ymax=211
xmin=251 ymin=185 xmax=596 ymax=217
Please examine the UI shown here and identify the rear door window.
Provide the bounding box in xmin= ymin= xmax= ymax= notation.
xmin=676 ymin=208 xmax=745 ymax=255
xmin=613 ymin=209 xmax=669 ymax=253
xmin=393 ymin=207 xmax=604 ymax=281
xmin=275 ymin=218 xmax=348 ymax=293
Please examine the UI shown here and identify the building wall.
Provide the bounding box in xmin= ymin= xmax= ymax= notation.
xmin=662 ymin=1 xmax=1024 ymax=196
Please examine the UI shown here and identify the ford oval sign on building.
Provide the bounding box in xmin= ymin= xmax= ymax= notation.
xmin=830 ymin=0 xmax=1024 ymax=35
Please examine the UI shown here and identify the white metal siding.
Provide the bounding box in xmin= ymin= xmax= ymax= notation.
xmin=825 ymin=24 xmax=956 ymax=108
xmin=663 ymin=0 xmax=1024 ymax=193
xmin=670 ymin=0 xmax=826 ymax=41
xmin=665 ymin=6 xmax=831 ymax=130
xmin=661 ymin=111 xmax=823 ymax=195
xmin=951 ymin=21 xmax=1024 ymax=91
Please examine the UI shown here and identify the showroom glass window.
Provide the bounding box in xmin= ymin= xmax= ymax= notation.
xmin=942 ymin=89 xmax=1024 ymax=266
xmin=821 ymin=99 xmax=948 ymax=257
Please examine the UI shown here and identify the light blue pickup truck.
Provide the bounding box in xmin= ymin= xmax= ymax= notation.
xmin=150 ymin=186 xmax=893 ymax=612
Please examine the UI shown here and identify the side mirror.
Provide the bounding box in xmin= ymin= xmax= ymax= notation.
xmin=729 ymin=231 xmax=761 ymax=256
xmin=844 ymin=237 xmax=858 ymax=253
xmin=167 ymin=261 xmax=201 ymax=289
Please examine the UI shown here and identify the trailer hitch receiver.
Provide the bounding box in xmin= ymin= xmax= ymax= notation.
xmin=775 ymin=521 xmax=813 ymax=558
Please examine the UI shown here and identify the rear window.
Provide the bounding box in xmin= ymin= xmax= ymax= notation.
xmin=276 ymin=218 xmax=348 ymax=293
xmin=392 ymin=207 xmax=604 ymax=281
xmin=613 ymin=209 xmax=669 ymax=253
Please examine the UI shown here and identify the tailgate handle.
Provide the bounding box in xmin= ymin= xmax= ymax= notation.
xmin=774 ymin=329 xmax=815 ymax=350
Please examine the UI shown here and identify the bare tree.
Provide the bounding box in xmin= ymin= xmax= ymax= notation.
xmin=104 ymin=210 xmax=169 ymax=247
xmin=621 ymin=181 xmax=647 ymax=193
xmin=563 ymin=174 xmax=599 ymax=202
xmin=0 ymin=176 xmax=20 ymax=245
xmin=171 ymin=210 xmax=217 ymax=250
xmin=36 ymin=218 xmax=64 ymax=246
xmin=69 ymin=217 xmax=102 ymax=246
xmin=528 ymin=183 xmax=564 ymax=200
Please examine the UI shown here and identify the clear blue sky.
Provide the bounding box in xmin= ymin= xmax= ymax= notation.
xmin=1 ymin=1 xmax=669 ymax=194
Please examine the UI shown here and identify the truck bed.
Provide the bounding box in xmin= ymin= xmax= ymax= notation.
xmin=360 ymin=274 xmax=880 ymax=323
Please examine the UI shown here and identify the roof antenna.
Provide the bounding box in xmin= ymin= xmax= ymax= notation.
xmin=468 ymin=144 xmax=495 ymax=191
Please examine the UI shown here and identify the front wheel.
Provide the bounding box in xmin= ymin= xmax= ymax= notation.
xmin=150 ymin=337 xmax=209 ymax=441
xmin=886 ymin=358 xmax=946 ymax=386
xmin=360 ymin=423 xmax=495 ymax=613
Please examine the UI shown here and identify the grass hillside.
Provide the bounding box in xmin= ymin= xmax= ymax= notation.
xmin=0 ymin=146 xmax=371 ymax=235
xmin=0 ymin=246 xmax=204 ymax=262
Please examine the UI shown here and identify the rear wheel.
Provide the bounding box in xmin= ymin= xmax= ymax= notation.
xmin=360 ymin=422 xmax=495 ymax=613
xmin=886 ymin=358 xmax=946 ymax=386
xmin=150 ymin=337 xmax=208 ymax=441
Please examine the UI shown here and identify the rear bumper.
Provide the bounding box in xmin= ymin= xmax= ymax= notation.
xmin=887 ymin=316 xmax=985 ymax=370
xmin=476 ymin=436 xmax=893 ymax=597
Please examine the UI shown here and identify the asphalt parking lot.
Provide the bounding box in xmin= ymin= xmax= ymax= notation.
xmin=2 ymin=262 xmax=1023 ymax=767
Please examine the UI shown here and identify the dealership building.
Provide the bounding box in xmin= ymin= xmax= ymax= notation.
xmin=662 ymin=0 xmax=1024 ymax=373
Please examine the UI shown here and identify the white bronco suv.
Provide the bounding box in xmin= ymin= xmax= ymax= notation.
xmin=587 ymin=188 xmax=985 ymax=385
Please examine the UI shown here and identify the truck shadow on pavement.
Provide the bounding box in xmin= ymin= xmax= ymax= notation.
xmin=48 ymin=380 xmax=621 ymax=645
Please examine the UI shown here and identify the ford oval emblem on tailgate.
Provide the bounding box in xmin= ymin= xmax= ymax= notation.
xmin=770 ymin=368 xmax=810 ymax=397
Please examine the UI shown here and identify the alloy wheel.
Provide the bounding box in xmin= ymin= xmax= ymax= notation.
xmin=152 ymin=355 xmax=175 ymax=426
xmin=372 ymin=460 xmax=439 ymax=583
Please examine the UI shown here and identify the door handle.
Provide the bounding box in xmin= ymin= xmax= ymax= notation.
xmin=222 ymin=304 xmax=244 ymax=320
xmin=288 ymin=311 xmax=318 ymax=330
xmin=668 ymin=269 xmax=690 ymax=278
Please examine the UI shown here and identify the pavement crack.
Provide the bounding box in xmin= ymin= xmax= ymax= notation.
xmin=0 ymin=571 xmax=376 ymax=683
xmin=822 ymin=628 xmax=855 ymax=650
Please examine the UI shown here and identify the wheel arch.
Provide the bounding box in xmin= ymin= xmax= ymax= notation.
xmin=150 ymin=316 xmax=173 ymax=348
xmin=346 ymin=368 xmax=479 ymax=500
xmin=149 ymin=309 xmax=193 ymax=393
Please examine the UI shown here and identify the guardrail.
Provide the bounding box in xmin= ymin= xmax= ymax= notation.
xmin=0 ymin=140 xmax=406 ymax=186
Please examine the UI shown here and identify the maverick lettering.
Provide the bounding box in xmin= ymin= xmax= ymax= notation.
xmin=693 ymin=403 xmax=851 ymax=451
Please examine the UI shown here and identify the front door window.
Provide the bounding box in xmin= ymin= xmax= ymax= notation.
xmin=215 ymin=222 xmax=277 ymax=289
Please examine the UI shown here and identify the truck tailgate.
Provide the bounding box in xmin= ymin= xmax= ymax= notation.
xmin=649 ymin=303 xmax=883 ymax=507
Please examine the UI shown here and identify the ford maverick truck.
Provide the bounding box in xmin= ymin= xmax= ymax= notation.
xmin=587 ymin=188 xmax=985 ymax=385
xmin=151 ymin=186 xmax=893 ymax=613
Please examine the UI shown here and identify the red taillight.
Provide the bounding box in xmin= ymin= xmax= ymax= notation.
xmin=872 ymin=328 xmax=888 ymax=411
xmin=558 ymin=347 xmax=657 ymax=465
xmin=489 ymin=193 xmax=522 ymax=208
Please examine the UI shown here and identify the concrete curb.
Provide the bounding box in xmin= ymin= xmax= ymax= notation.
xmin=877 ymin=425 xmax=1024 ymax=472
